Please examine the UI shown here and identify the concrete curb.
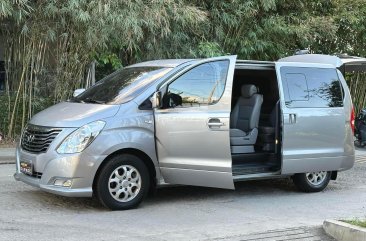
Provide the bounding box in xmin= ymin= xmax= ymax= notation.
xmin=323 ymin=219 xmax=366 ymax=241
xmin=0 ymin=148 xmax=15 ymax=164
xmin=0 ymin=160 xmax=15 ymax=165
xmin=0 ymin=158 xmax=15 ymax=164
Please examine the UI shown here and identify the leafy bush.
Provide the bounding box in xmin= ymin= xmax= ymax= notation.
xmin=343 ymin=219 xmax=366 ymax=228
xmin=0 ymin=93 xmax=53 ymax=139
xmin=1 ymin=0 xmax=366 ymax=139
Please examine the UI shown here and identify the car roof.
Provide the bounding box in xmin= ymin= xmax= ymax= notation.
xmin=279 ymin=54 xmax=366 ymax=72
xmin=128 ymin=59 xmax=196 ymax=68
xmin=129 ymin=58 xmax=275 ymax=69
xmin=128 ymin=55 xmax=366 ymax=73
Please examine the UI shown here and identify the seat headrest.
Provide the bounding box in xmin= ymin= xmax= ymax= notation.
xmin=241 ymin=85 xmax=258 ymax=98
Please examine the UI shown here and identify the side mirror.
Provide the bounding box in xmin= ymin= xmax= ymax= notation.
xmin=151 ymin=91 xmax=162 ymax=109
xmin=73 ymin=88 xmax=85 ymax=97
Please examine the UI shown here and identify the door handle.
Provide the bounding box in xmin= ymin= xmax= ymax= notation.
xmin=207 ymin=118 xmax=225 ymax=128
xmin=208 ymin=122 xmax=225 ymax=127
xmin=289 ymin=113 xmax=297 ymax=124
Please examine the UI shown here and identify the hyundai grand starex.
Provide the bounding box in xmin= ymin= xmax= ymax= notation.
xmin=14 ymin=54 xmax=366 ymax=210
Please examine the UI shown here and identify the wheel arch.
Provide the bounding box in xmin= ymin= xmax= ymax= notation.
xmin=92 ymin=148 xmax=158 ymax=193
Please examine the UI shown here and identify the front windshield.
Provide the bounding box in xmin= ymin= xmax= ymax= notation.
xmin=71 ymin=66 xmax=172 ymax=104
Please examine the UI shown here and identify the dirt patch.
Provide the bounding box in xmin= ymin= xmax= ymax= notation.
xmin=0 ymin=136 xmax=17 ymax=148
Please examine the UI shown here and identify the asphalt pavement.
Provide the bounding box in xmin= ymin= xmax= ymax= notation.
xmin=1 ymin=157 xmax=366 ymax=240
xmin=0 ymin=148 xmax=15 ymax=164
xmin=0 ymin=147 xmax=365 ymax=241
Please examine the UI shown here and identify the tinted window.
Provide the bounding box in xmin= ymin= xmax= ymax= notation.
xmin=71 ymin=67 xmax=172 ymax=105
xmin=165 ymin=61 xmax=229 ymax=108
xmin=285 ymin=73 xmax=308 ymax=101
xmin=281 ymin=67 xmax=343 ymax=108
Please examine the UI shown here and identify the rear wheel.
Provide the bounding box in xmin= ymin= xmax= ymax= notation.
xmin=95 ymin=154 xmax=150 ymax=210
xmin=292 ymin=171 xmax=331 ymax=192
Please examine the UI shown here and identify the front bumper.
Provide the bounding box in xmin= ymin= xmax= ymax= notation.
xmin=14 ymin=172 xmax=92 ymax=197
xmin=14 ymin=142 xmax=107 ymax=198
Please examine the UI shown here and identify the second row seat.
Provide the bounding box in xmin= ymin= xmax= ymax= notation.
xmin=230 ymin=84 xmax=263 ymax=153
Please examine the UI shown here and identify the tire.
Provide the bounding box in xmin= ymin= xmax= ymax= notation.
xmin=292 ymin=171 xmax=331 ymax=193
xmin=95 ymin=154 xmax=150 ymax=210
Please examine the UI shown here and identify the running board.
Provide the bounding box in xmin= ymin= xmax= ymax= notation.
xmin=232 ymin=162 xmax=280 ymax=176
xmin=233 ymin=172 xmax=286 ymax=182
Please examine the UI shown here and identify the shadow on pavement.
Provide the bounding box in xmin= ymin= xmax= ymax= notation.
xmin=15 ymin=177 xmax=299 ymax=211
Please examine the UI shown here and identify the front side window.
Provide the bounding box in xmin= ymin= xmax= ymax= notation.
xmin=164 ymin=60 xmax=229 ymax=108
xmin=71 ymin=66 xmax=172 ymax=105
xmin=281 ymin=67 xmax=343 ymax=108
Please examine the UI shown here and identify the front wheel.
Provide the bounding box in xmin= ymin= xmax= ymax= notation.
xmin=95 ymin=154 xmax=150 ymax=210
xmin=292 ymin=171 xmax=331 ymax=193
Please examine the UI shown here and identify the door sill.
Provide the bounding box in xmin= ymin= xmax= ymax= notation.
xmin=233 ymin=172 xmax=285 ymax=182
xmin=232 ymin=162 xmax=280 ymax=175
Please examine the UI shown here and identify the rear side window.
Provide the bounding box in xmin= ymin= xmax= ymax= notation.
xmin=280 ymin=67 xmax=343 ymax=108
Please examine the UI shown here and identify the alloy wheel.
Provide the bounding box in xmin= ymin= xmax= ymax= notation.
xmin=305 ymin=171 xmax=327 ymax=186
xmin=108 ymin=165 xmax=142 ymax=202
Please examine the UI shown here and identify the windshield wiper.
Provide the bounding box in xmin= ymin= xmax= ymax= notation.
xmin=68 ymin=98 xmax=81 ymax=103
xmin=82 ymin=98 xmax=106 ymax=104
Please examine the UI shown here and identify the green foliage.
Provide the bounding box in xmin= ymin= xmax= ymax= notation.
xmin=1 ymin=0 xmax=366 ymax=138
xmin=343 ymin=219 xmax=366 ymax=228
xmin=196 ymin=42 xmax=226 ymax=58
xmin=94 ymin=52 xmax=123 ymax=81
xmin=1 ymin=0 xmax=206 ymax=137
xmin=95 ymin=53 xmax=122 ymax=70
xmin=0 ymin=93 xmax=53 ymax=138
xmin=191 ymin=0 xmax=339 ymax=60
xmin=0 ymin=0 xmax=32 ymax=22
xmin=0 ymin=95 xmax=9 ymax=135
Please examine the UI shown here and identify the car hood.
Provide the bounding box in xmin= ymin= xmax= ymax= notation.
xmin=29 ymin=102 xmax=119 ymax=128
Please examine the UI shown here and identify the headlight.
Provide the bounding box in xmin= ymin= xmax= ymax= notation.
xmin=57 ymin=121 xmax=106 ymax=154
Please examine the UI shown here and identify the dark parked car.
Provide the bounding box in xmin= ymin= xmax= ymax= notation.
xmin=355 ymin=108 xmax=366 ymax=147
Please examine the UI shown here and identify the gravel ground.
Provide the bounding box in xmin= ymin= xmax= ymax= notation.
xmin=0 ymin=160 xmax=365 ymax=241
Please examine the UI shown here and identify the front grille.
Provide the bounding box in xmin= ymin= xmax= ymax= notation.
xmin=21 ymin=125 xmax=62 ymax=153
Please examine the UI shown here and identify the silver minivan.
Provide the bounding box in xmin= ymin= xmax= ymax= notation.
xmin=14 ymin=54 xmax=366 ymax=210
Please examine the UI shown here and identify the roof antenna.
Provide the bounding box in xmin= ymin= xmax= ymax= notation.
xmin=294 ymin=49 xmax=310 ymax=55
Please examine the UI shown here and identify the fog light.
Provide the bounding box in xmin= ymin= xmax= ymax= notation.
xmin=62 ymin=179 xmax=73 ymax=187
xmin=54 ymin=179 xmax=73 ymax=187
xmin=54 ymin=179 xmax=64 ymax=186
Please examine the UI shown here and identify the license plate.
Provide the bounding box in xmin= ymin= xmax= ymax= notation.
xmin=20 ymin=161 xmax=33 ymax=175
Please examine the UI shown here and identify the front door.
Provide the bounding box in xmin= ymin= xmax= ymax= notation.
xmin=154 ymin=56 xmax=237 ymax=189
xmin=276 ymin=62 xmax=346 ymax=174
